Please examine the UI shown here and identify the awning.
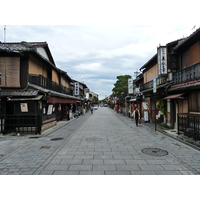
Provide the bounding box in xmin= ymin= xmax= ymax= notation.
xmin=9 ymin=95 xmax=43 ymax=101
xmin=164 ymin=94 xmax=184 ymax=99
xmin=47 ymin=96 xmax=77 ymax=104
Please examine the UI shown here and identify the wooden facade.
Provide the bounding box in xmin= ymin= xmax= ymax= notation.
xmin=132 ymin=28 xmax=200 ymax=140
xmin=0 ymin=41 xmax=88 ymax=135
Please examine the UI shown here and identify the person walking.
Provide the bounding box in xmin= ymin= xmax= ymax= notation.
xmin=90 ymin=104 xmax=94 ymax=114
xmin=128 ymin=106 xmax=131 ymax=118
xmin=82 ymin=105 xmax=85 ymax=116
xmin=131 ymin=107 xmax=140 ymax=126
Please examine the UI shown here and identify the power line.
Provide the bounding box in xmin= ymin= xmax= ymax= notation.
xmin=1 ymin=25 xmax=26 ymax=42
xmin=10 ymin=25 xmax=26 ymax=41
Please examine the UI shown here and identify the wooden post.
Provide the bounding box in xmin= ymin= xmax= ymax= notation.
xmin=155 ymin=96 xmax=157 ymax=131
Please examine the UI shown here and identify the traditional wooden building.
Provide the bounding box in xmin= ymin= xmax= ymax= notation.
xmin=167 ymin=28 xmax=200 ymax=140
xmin=132 ymin=28 xmax=200 ymax=141
xmin=88 ymin=91 xmax=99 ymax=104
xmin=71 ymin=79 xmax=90 ymax=113
xmin=133 ymin=39 xmax=182 ymax=124
xmin=0 ymin=41 xmax=78 ymax=135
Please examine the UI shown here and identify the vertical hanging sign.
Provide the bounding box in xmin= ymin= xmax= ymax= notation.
xmin=158 ymin=46 xmax=167 ymax=75
xmin=153 ymin=77 xmax=157 ymax=93
xmin=128 ymin=78 xmax=133 ymax=94
xmin=74 ymin=82 xmax=79 ymax=96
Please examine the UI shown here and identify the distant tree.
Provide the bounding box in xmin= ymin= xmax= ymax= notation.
xmin=112 ymin=75 xmax=132 ymax=104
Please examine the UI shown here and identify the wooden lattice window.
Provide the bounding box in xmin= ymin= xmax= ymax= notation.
xmin=0 ymin=57 xmax=20 ymax=87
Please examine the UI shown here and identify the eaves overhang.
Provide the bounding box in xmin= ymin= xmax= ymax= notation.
xmin=164 ymin=94 xmax=184 ymax=99
xmin=140 ymin=83 xmax=170 ymax=94
xmin=168 ymin=81 xmax=200 ymax=92
xmin=9 ymin=95 xmax=43 ymax=101
xmin=0 ymin=42 xmax=58 ymax=71
xmin=1 ymin=89 xmax=38 ymax=97
xmin=174 ymin=28 xmax=200 ymax=52
xmin=28 ymin=83 xmax=78 ymax=100
xmin=139 ymin=54 xmax=157 ymax=71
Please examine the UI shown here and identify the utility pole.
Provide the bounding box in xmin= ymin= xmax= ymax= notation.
xmin=153 ymin=77 xmax=157 ymax=131
xmin=4 ymin=25 xmax=6 ymax=43
xmin=155 ymin=96 xmax=157 ymax=131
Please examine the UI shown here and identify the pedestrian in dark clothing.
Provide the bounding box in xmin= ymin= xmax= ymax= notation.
xmin=90 ymin=105 xmax=94 ymax=114
xmin=131 ymin=108 xmax=140 ymax=126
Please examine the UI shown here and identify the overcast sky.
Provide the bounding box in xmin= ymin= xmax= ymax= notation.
xmin=1 ymin=1 xmax=199 ymax=100
xmin=1 ymin=1 xmax=199 ymax=197
xmin=1 ymin=25 xmax=197 ymax=99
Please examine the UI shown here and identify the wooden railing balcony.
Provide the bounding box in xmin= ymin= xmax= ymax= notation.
xmin=29 ymin=74 xmax=73 ymax=96
xmin=140 ymin=76 xmax=168 ymax=91
xmin=174 ymin=62 xmax=200 ymax=84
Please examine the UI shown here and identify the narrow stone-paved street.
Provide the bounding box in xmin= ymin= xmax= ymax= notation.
xmin=0 ymin=107 xmax=199 ymax=175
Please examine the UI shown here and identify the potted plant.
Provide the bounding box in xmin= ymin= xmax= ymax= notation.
xmin=156 ymin=99 xmax=167 ymax=123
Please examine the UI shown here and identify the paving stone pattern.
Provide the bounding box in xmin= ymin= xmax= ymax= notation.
xmin=0 ymin=108 xmax=199 ymax=175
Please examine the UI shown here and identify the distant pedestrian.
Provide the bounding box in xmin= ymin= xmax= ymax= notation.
xmin=128 ymin=106 xmax=131 ymax=118
xmin=82 ymin=106 xmax=85 ymax=115
xmin=90 ymin=105 xmax=94 ymax=114
xmin=131 ymin=108 xmax=140 ymax=126
xmin=66 ymin=106 xmax=70 ymax=120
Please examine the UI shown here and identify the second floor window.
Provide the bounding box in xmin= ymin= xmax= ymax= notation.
xmin=0 ymin=57 xmax=20 ymax=88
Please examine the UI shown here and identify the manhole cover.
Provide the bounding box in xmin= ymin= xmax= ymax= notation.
xmin=86 ymin=137 xmax=103 ymax=142
xmin=50 ymin=138 xmax=64 ymax=141
xmin=40 ymin=146 xmax=51 ymax=149
xmin=141 ymin=148 xmax=168 ymax=156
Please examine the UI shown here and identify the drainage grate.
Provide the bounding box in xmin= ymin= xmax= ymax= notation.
xmin=141 ymin=148 xmax=168 ymax=156
xmin=29 ymin=136 xmax=40 ymax=139
xmin=50 ymin=138 xmax=64 ymax=141
xmin=40 ymin=146 xmax=51 ymax=149
xmin=86 ymin=137 xmax=103 ymax=142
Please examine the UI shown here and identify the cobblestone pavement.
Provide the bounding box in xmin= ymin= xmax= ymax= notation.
xmin=0 ymin=107 xmax=200 ymax=175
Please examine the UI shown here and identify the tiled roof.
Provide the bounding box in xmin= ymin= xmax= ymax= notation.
xmin=174 ymin=27 xmax=200 ymax=51
xmin=139 ymin=54 xmax=157 ymax=71
xmin=0 ymin=42 xmax=33 ymax=52
xmin=169 ymin=81 xmax=200 ymax=91
xmin=0 ymin=41 xmax=47 ymax=52
xmin=1 ymin=89 xmax=38 ymax=97
xmin=0 ymin=41 xmax=56 ymax=69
